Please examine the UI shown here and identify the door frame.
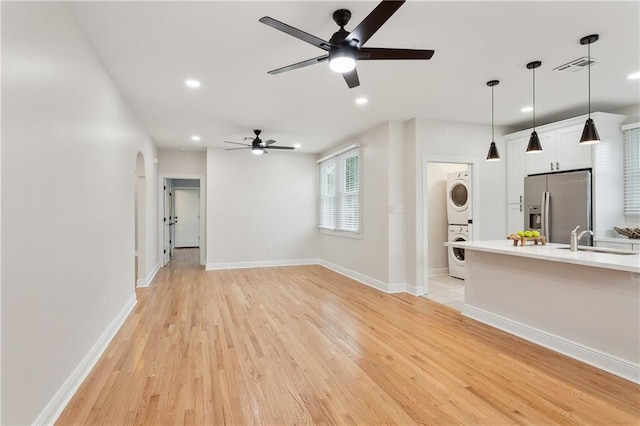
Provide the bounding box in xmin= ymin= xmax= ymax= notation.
xmin=158 ymin=173 xmax=205 ymax=266
xmin=421 ymin=156 xmax=479 ymax=295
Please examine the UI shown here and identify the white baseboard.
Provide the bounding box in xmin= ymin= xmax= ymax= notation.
xmin=33 ymin=294 xmax=138 ymax=425
xmin=405 ymin=283 xmax=427 ymax=296
xmin=428 ymin=268 xmax=449 ymax=277
xmin=206 ymin=258 xmax=320 ymax=271
xmin=463 ymin=304 xmax=640 ymax=384
xmin=137 ymin=261 xmax=160 ymax=287
xmin=319 ymin=260 xmax=397 ymax=293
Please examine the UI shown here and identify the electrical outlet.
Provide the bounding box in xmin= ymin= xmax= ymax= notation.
xmin=631 ymin=272 xmax=640 ymax=282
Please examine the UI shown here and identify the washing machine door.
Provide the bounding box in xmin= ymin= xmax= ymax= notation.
xmin=449 ymin=180 xmax=469 ymax=212
xmin=451 ymin=236 xmax=467 ymax=265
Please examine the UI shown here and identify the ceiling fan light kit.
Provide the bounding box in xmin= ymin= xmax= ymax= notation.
xmin=525 ymin=60 xmax=543 ymax=154
xmin=579 ymin=34 xmax=601 ymax=145
xmin=259 ymin=0 xmax=434 ymax=88
xmin=225 ymin=129 xmax=295 ymax=155
xmin=486 ymin=80 xmax=501 ymax=161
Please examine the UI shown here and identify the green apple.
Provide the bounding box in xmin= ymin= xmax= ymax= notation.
xmin=524 ymin=231 xmax=533 ymax=238
xmin=517 ymin=230 xmax=525 ymax=237
xmin=531 ymin=230 xmax=541 ymax=237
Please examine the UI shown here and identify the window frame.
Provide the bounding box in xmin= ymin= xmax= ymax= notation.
xmin=622 ymin=123 xmax=640 ymax=217
xmin=317 ymin=145 xmax=361 ymax=236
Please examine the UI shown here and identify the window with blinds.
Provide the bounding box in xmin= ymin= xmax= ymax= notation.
xmin=317 ymin=146 xmax=360 ymax=233
xmin=623 ymin=125 xmax=640 ymax=216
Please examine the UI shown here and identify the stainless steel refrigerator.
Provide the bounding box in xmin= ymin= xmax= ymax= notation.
xmin=523 ymin=170 xmax=592 ymax=245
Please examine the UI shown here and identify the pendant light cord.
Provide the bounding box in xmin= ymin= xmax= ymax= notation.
xmin=588 ymin=42 xmax=591 ymax=118
xmin=491 ymin=85 xmax=495 ymax=141
xmin=532 ymin=66 xmax=536 ymax=129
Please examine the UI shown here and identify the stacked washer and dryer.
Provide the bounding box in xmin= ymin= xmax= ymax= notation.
xmin=446 ymin=171 xmax=472 ymax=279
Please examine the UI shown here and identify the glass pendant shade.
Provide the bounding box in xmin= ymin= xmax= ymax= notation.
xmin=580 ymin=117 xmax=600 ymax=144
xmin=486 ymin=141 xmax=500 ymax=161
xmin=526 ymin=130 xmax=543 ymax=152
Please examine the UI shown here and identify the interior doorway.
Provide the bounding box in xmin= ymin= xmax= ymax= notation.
xmin=422 ymin=158 xmax=479 ymax=310
xmin=161 ymin=177 xmax=203 ymax=266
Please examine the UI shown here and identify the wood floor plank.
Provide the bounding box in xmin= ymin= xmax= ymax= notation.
xmin=57 ymin=249 xmax=640 ymax=425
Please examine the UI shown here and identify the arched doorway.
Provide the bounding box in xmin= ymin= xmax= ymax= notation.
xmin=134 ymin=152 xmax=146 ymax=287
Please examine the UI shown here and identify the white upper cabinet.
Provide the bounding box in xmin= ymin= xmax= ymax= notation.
xmin=506 ymin=137 xmax=526 ymax=204
xmin=524 ymin=125 xmax=592 ymax=175
xmin=524 ymin=131 xmax=556 ymax=175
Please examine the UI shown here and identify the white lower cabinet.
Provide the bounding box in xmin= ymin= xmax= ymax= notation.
xmin=595 ymin=240 xmax=639 ymax=251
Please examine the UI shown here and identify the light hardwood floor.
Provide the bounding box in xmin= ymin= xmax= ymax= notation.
xmin=58 ymin=248 xmax=639 ymax=425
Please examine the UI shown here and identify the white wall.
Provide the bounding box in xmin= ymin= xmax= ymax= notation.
xmin=206 ymin=148 xmax=319 ymax=267
xmin=318 ymin=122 xmax=391 ymax=284
xmin=427 ymin=163 xmax=468 ymax=274
xmin=1 ymin=3 xmax=158 ymax=424
xmin=158 ymin=150 xmax=206 ymax=176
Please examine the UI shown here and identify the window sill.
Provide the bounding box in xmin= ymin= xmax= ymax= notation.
xmin=319 ymin=229 xmax=361 ymax=239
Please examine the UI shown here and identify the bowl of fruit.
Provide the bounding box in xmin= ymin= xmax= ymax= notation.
xmin=507 ymin=230 xmax=545 ymax=246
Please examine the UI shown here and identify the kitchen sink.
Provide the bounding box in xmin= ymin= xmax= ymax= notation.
xmin=556 ymin=246 xmax=639 ymax=255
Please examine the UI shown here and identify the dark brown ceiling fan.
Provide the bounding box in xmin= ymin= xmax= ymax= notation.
xmin=224 ymin=130 xmax=295 ymax=155
xmin=259 ymin=0 xmax=434 ymax=88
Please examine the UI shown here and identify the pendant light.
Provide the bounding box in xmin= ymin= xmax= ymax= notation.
xmin=526 ymin=61 xmax=543 ymax=153
xmin=579 ymin=34 xmax=600 ymax=144
xmin=486 ymin=80 xmax=500 ymax=161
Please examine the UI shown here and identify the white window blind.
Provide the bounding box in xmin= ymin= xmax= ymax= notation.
xmin=623 ymin=125 xmax=640 ymax=216
xmin=318 ymin=147 xmax=360 ymax=232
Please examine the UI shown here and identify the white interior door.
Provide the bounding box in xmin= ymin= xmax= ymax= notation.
xmin=163 ymin=180 xmax=172 ymax=265
xmin=174 ymin=188 xmax=199 ymax=248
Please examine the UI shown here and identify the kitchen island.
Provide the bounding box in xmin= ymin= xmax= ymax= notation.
xmin=444 ymin=239 xmax=640 ymax=383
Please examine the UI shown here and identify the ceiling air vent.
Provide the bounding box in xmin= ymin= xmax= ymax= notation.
xmin=553 ymin=56 xmax=599 ymax=73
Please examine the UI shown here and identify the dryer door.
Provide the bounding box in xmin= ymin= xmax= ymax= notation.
xmin=449 ymin=180 xmax=469 ymax=212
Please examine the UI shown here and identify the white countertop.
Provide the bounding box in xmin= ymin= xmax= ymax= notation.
xmin=445 ymin=240 xmax=640 ymax=273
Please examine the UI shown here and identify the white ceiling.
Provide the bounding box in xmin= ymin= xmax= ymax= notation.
xmin=67 ymin=1 xmax=640 ymax=154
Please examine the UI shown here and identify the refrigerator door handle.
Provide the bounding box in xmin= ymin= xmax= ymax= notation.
xmin=541 ymin=191 xmax=550 ymax=239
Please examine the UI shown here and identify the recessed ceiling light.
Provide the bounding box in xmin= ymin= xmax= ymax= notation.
xmin=521 ymin=106 xmax=534 ymax=113
xmin=191 ymin=135 xmax=201 ymax=141
xmin=628 ymin=71 xmax=640 ymax=80
xmin=185 ymin=79 xmax=201 ymax=88
xmin=355 ymin=97 xmax=368 ymax=105
xmin=293 ymin=143 xmax=301 ymax=149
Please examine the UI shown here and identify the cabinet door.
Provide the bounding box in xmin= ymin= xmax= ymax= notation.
xmin=524 ymin=131 xmax=555 ymax=175
xmin=507 ymin=203 xmax=524 ymax=233
xmin=555 ymin=125 xmax=592 ymax=171
xmin=595 ymin=240 xmax=634 ymax=250
xmin=507 ymin=138 xmax=526 ymax=204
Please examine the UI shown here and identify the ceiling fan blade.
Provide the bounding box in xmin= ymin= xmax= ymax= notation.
xmin=267 ymin=55 xmax=329 ymax=74
xmin=224 ymin=141 xmax=250 ymax=146
xmin=345 ymin=0 xmax=405 ymax=48
xmin=263 ymin=139 xmax=277 ymax=146
xmin=359 ymin=47 xmax=434 ymax=60
xmin=225 ymin=147 xmax=249 ymax=151
xmin=265 ymin=146 xmax=295 ymax=150
xmin=259 ymin=17 xmax=333 ymax=51
xmin=342 ymin=68 xmax=360 ymax=89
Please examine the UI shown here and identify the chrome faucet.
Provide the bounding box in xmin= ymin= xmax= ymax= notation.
xmin=570 ymin=226 xmax=594 ymax=251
